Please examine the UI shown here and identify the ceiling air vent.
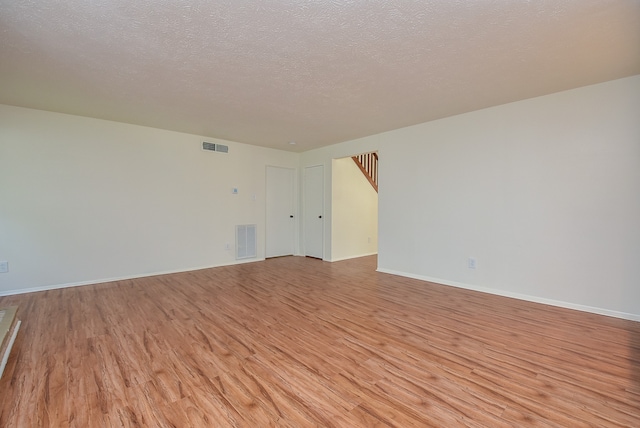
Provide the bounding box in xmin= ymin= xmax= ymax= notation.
xmin=202 ymin=142 xmax=229 ymax=153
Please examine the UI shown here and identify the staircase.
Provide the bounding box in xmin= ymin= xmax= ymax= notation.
xmin=352 ymin=152 xmax=378 ymax=192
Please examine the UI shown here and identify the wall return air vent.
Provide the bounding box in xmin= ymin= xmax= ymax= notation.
xmin=236 ymin=225 xmax=257 ymax=260
xmin=202 ymin=142 xmax=229 ymax=153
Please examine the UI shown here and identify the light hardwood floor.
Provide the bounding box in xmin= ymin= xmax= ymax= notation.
xmin=0 ymin=256 xmax=638 ymax=427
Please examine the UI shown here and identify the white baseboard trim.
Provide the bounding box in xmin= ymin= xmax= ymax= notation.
xmin=330 ymin=252 xmax=378 ymax=262
xmin=0 ymin=258 xmax=265 ymax=297
xmin=376 ymin=268 xmax=640 ymax=322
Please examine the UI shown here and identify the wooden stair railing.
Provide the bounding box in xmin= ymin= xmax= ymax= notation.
xmin=352 ymin=152 xmax=378 ymax=193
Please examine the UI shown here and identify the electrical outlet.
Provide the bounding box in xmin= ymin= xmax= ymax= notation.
xmin=0 ymin=261 xmax=8 ymax=273
xmin=468 ymin=257 xmax=477 ymax=269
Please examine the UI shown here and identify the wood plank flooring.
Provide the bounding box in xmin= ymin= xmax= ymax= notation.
xmin=0 ymin=255 xmax=638 ymax=427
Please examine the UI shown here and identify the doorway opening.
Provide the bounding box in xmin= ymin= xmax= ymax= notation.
xmin=331 ymin=154 xmax=378 ymax=261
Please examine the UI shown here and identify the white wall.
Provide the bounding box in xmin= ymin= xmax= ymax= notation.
xmin=0 ymin=105 xmax=299 ymax=294
xmin=377 ymin=75 xmax=640 ymax=320
xmin=2 ymin=75 xmax=638 ymax=320
xmin=331 ymin=157 xmax=378 ymax=261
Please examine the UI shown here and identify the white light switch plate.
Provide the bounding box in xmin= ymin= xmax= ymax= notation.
xmin=468 ymin=257 xmax=477 ymax=269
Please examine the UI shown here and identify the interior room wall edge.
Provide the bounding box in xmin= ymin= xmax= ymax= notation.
xmin=0 ymin=257 xmax=278 ymax=298
xmin=377 ymin=268 xmax=640 ymax=322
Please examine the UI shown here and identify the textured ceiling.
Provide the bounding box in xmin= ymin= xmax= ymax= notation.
xmin=1 ymin=1 xmax=639 ymax=152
